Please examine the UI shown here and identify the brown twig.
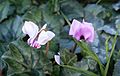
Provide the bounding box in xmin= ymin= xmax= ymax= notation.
xmin=0 ymin=69 xmax=2 ymax=76
xmin=46 ymin=42 xmax=49 ymax=56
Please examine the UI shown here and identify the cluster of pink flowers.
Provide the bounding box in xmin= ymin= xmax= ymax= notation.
xmin=22 ymin=19 xmax=95 ymax=65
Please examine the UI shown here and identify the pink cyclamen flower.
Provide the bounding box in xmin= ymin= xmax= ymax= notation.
xmin=69 ymin=19 xmax=95 ymax=43
xmin=22 ymin=21 xmax=55 ymax=48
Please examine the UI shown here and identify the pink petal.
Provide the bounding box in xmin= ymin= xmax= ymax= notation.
xmin=69 ymin=19 xmax=95 ymax=42
xmin=27 ymin=38 xmax=41 ymax=49
xmin=33 ymin=43 xmax=41 ymax=48
xmin=69 ymin=19 xmax=81 ymax=36
xmin=82 ymin=21 xmax=95 ymax=42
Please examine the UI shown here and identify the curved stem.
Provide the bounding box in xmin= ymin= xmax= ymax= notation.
xmin=104 ymin=33 xmax=117 ymax=76
xmin=60 ymin=11 xmax=71 ymax=26
xmin=60 ymin=65 xmax=98 ymax=76
xmin=96 ymin=0 xmax=101 ymax=4
xmin=70 ymin=43 xmax=77 ymax=53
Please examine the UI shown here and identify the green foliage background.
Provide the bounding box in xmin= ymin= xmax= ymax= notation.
xmin=0 ymin=0 xmax=120 ymax=76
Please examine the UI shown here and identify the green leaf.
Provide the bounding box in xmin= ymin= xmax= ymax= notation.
xmin=59 ymin=39 xmax=74 ymax=49
xmin=88 ymin=59 xmax=97 ymax=71
xmin=60 ymin=67 xmax=81 ymax=76
xmin=2 ymin=51 xmax=25 ymax=75
xmin=8 ymin=39 xmax=55 ymax=75
xmin=0 ymin=1 xmax=10 ymax=22
xmin=115 ymin=18 xmax=120 ymax=35
xmin=42 ymin=5 xmax=65 ymax=36
xmin=10 ymin=69 xmax=43 ymax=76
xmin=84 ymin=12 xmax=104 ymax=30
xmin=61 ymin=65 xmax=98 ymax=76
xmin=49 ymin=41 xmax=59 ymax=53
xmin=60 ymin=0 xmax=84 ymax=20
xmin=47 ymin=0 xmax=60 ymax=13
xmin=105 ymin=36 xmax=111 ymax=62
xmin=0 ymin=42 xmax=7 ymax=56
xmin=10 ymin=0 xmax=31 ymax=14
xmin=8 ymin=43 xmax=24 ymax=62
xmin=10 ymin=73 xmax=29 ymax=76
xmin=112 ymin=1 xmax=120 ymax=11
xmin=1 ymin=39 xmax=54 ymax=75
xmin=51 ymin=65 xmax=60 ymax=76
xmin=61 ymin=49 xmax=77 ymax=65
xmin=75 ymin=40 xmax=104 ymax=76
xmin=113 ymin=60 xmax=120 ymax=76
xmin=75 ymin=59 xmax=89 ymax=70
xmin=104 ymin=33 xmax=118 ymax=76
xmin=115 ymin=19 xmax=120 ymax=29
xmin=23 ymin=7 xmax=42 ymax=23
xmin=9 ymin=39 xmax=34 ymax=68
xmin=84 ymin=4 xmax=105 ymax=16
xmin=0 ymin=16 xmax=23 ymax=42
xmin=98 ymin=25 xmax=117 ymax=35
xmin=1 ymin=40 xmax=29 ymax=75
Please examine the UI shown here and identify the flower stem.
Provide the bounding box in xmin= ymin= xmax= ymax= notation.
xmin=60 ymin=11 xmax=71 ymax=26
xmin=104 ymin=33 xmax=117 ymax=76
xmin=96 ymin=0 xmax=101 ymax=4
xmin=33 ymin=50 xmax=40 ymax=68
xmin=70 ymin=43 xmax=77 ymax=53
xmin=46 ymin=42 xmax=49 ymax=56
xmin=74 ymin=39 xmax=104 ymax=76
xmin=60 ymin=65 xmax=98 ymax=76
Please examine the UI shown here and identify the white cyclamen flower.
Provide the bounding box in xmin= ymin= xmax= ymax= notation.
xmin=54 ymin=52 xmax=60 ymax=65
xmin=22 ymin=21 xmax=55 ymax=48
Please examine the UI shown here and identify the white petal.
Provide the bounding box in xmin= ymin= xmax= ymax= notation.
xmin=46 ymin=31 xmax=55 ymax=41
xmin=40 ymin=24 xmax=47 ymax=31
xmin=37 ymin=31 xmax=55 ymax=45
xmin=54 ymin=55 xmax=60 ymax=65
xmin=58 ymin=52 xmax=60 ymax=55
xmin=37 ymin=31 xmax=49 ymax=45
xmin=22 ymin=21 xmax=39 ymax=38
